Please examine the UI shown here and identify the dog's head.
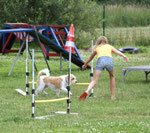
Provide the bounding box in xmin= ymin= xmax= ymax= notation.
xmin=65 ymin=74 xmax=77 ymax=84
xmin=70 ymin=74 xmax=77 ymax=84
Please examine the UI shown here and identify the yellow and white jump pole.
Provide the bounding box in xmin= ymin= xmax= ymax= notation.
xmin=26 ymin=35 xmax=29 ymax=95
xmin=89 ymin=40 xmax=94 ymax=97
xmin=15 ymin=35 xmax=29 ymax=96
xmin=32 ymin=49 xmax=35 ymax=118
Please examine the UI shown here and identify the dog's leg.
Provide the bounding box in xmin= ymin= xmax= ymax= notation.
xmin=61 ymin=88 xmax=72 ymax=95
xmin=42 ymin=88 xmax=48 ymax=95
xmin=56 ymin=90 xmax=60 ymax=97
xmin=35 ymin=83 xmax=45 ymax=95
xmin=35 ymin=88 xmax=40 ymax=95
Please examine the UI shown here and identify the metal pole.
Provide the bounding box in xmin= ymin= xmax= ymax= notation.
xmin=89 ymin=40 xmax=94 ymax=97
xmin=103 ymin=4 xmax=105 ymax=36
xmin=8 ymin=34 xmax=27 ymax=76
xmin=28 ymin=48 xmax=38 ymax=72
xmin=60 ymin=52 xmax=62 ymax=72
xmin=32 ymin=49 xmax=35 ymax=118
xmin=67 ymin=47 xmax=71 ymax=114
xmin=26 ymin=35 xmax=29 ymax=95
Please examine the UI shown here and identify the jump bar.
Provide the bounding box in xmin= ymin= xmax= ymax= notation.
xmin=35 ymin=97 xmax=69 ymax=103
xmin=29 ymin=81 xmax=89 ymax=86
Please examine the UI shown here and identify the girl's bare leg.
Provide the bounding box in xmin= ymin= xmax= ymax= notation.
xmin=108 ymin=69 xmax=115 ymax=100
xmin=79 ymin=70 xmax=102 ymax=100
xmin=86 ymin=70 xmax=102 ymax=94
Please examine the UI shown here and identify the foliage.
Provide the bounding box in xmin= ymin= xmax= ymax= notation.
xmin=0 ymin=0 xmax=28 ymax=25
xmin=0 ymin=0 xmax=150 ymax=48
xmin=1 ymin=0 xmax=150 ymax=29
xmin=0 ymin=0 xmax=101 ymax=32
xmin=96 ymin=0 xmax=150 ymax=5
xmin=105 ymin=5 xmax=150 ymax=27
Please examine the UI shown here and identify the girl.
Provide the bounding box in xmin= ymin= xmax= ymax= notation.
xmin=79 ymin=36 xmax=129 ymax=100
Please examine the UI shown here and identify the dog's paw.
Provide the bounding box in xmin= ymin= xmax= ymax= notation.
xmin=35 ymin=92 xmax=38 ymax=96
xmin=43 ymin=91 xmax=48 ymax=95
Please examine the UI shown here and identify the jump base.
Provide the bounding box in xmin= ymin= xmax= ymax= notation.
xmin=35 ymin=115 xmax=54 ymax=119
xmin=16 ymin=89 xmax=26 ymax=96
xmin=54 ymin=111 xmax=79 ymax=115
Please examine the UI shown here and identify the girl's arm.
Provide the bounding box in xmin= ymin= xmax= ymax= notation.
xmin=112 ymin=47 xmax=129 ymax=62
xmin=82 ymin=51 xmax=97 ymax=70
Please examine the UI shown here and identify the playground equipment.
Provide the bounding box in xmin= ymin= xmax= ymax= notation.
xmin=28 ymin=26 xmax=90 ymax=69
xmin=0 ymin=23 xmax=34 ymax=54
xmin=0 ymin=23 xmax=81 ymax=59
xmin=0 ymin=23 xmax=91 ymax=73
xmin=0 ymin=27 xmax=51 ymax=76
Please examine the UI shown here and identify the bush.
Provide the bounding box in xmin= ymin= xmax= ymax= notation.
xmin=0 ymin=0 xmax=101 ymax=32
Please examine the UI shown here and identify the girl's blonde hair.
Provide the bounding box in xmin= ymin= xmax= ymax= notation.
xmin=94 ymin=36 xmax=108 ymax=49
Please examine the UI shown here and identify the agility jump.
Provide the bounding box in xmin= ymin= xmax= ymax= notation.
xmin=31 ymin=49 xmax=68 ymax=118
xmin=32 ymin=25 xmax=79 ymax=118
xmin=31 ymin=48 xmax=78 ymax=118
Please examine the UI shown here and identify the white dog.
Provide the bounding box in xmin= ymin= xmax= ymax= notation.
xmin=35 ymin=69 xmax=77 ymax=96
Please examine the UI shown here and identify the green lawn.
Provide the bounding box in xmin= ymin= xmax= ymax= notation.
xmin=0 ymin=49 xmax=150 ymax=133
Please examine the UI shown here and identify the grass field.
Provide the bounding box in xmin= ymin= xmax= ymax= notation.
xmin=0 ymin=47 xmax=150 ymax=132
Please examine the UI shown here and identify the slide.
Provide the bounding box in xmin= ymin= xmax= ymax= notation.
xmin=0 ymin=33 xmax=16 ymax=53
xmin=0 ymin=34 xmax=3 ymax=52
xmin=28 ymin=31 xmax=91 ymax=69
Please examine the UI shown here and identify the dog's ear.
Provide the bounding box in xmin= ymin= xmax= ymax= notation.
xmin=70 ymin=75 xmax=75 ymax=80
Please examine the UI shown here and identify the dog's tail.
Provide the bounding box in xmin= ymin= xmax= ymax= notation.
xmin=38 ymin=68 xmax=50 ymax=79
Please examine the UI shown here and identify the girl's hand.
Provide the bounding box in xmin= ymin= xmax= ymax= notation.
xmin=82 ymin=64 xmax=87 ymax=70
xmin=124 ymin=56 xmax=129 ymax=63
